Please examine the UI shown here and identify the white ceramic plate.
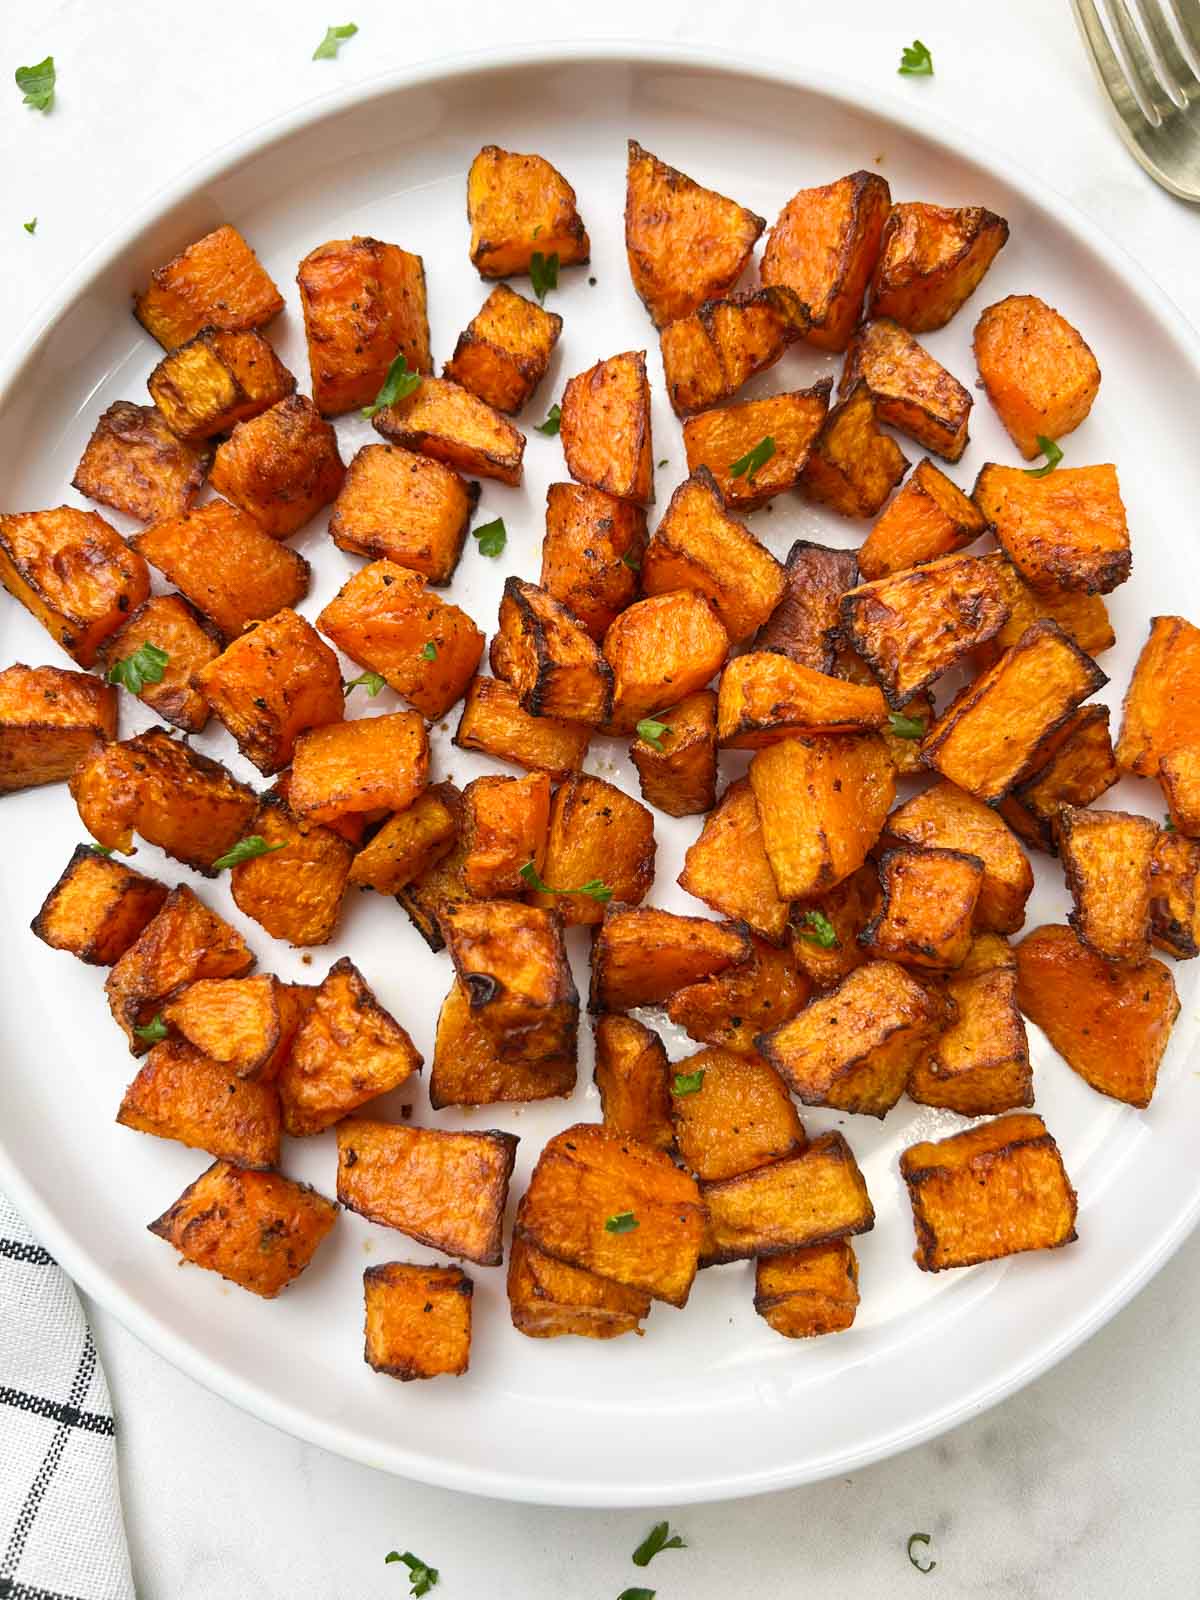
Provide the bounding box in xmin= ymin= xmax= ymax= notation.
xmin=2 ymin=43 xmax=1199 ymax=1508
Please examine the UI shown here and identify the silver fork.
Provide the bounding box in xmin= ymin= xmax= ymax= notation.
xmin=1072 ymin=0 xmax=1200 ymax=200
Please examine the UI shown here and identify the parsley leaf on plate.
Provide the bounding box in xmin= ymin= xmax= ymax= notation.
xmin=519 ymin=862 xmax=612 ymax=901
xmin=907 ymin=1532 xmax=936 ymax=1573
xmin=133 ymin=1014 xmax=169 ymax=1044
xmin=887 ymin=710 xmax=927 ymax=740
xmin=105 ymin=642 xmax=168 ymax=695
xmin=605 ymin=1211 xmax=638 ymax=1233
xmin=313 ymin=23 xmax=358 ymax=60
xmin=535 ymin=403 xmax=561 ymax=436
xmin=635 ymin=717 xmax=672 ymax=751
xmin=212 ymin=836 xmax=287 ymax=871
xmin=795 ymin=909 xmax=839 ymax=950
xmin=1024 ymin=435 xmax=1063 ymax=477
xmin=530 ymin=250 xmax=559 ymax=302
xmin=729 ymin=435 xmax=775 ymax=482
xmin=344 ymin=671 xmax=386 ymax=697
xmin=361 ymin=352 xmax=420 ymax=418
xmin=16 ymin=57 xmax=55 ymax=111
xmin=473 ymin=517 xmax=507 ymax=557
xmin=23 ymin=217 xmax=36 ymax=235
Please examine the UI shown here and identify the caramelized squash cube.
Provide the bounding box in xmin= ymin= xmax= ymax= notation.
xmin=560 ymin=350 xmax=654 ymax=505
xmin=147 ymin=328 xmax=295 ymax=441
xmin=430 ymin=977 xmax=575 ymax=1109
xmin=134 ymin=225 xmax=282 ymax=350
xmin=861 ymin=846 xmax=985 ymax=970
xmin=540 ymin=482 xmax=646 ymax=640
xmin=444 ymin=283 xmax=562 ymax=414
xmin=589 ymin=905 xmax=750 ymax=1012
xmin=681 ymin=383 xmax=831 ymax=512
xmin=73 ymin=400 xmax=211 ymax=521
xmin=1150 ymin=829 xmax=1200 ymax=959
xmin=163 ymin=973 xmax=310 ymax=1080
xmin=629 ymin=688 xmax=717 ymax=817
xmin=394 ymin=787 xmax=470 ymax=951
xmin=439 ymin=898 xmax=577 ymax=1063
xmin=870 ymin=203 xmax=1009 ymax=332
xmin=858 ymin=457 xmax=986 ymax=580
xmin=761 ymin=171 xmax=891 ymax=352
xmin=364 ymin=1262 xmax=472 ymax=1381
xmin=677 ymin=778 xmax=790 ymax=944
xmin=98 ymin=594 xmax=220 ymax=734
xmin=800 ymin=380 xmax=910 ymax=518
xmin=229 ymin=790 xmax=354 ymax=947
xmin=1058 ymin=806 xmax=1157 ymax=963
xmin=507 ymin=1234 xmax=649 ymax=1341
xmin=974 ymin=294 xmax=1100 ymax=459
xmin=454 ymin=674 xmax=589 ymax=779
xmin=997 ymin=705 xmax=1119 ymax=852
xmin=209 ymin=394 xmax=345 ymax=539
xmin=467 ymin=145 xmax=590 ymax=280
xmin=288 ymin=710 xmax=428 ymax=826
xmin=373 ymin=375 xmax=524 ymax=487
xmin=329 ymin=443 xmax=478 ymax=586
xmin=700 ymin=1132 xmax=875 ymax=1265
xmin=790 ymin=863 xmax=881 ymax=990
xmin=718 ymin=652 xmax=886 ymax=748
xmin=887 ymin=779 xmax=1033 ymax=934
xmin=462 ymin=771 xmax=551 ymax=898
xmin=1116 ymin=615 xmax=1200 ymax=779
xmin=529 ymin=773 xmax=655 ymax=926
xmin=754 ymin=1241 xmax=860 ymax=1339
xmin=666 ymin=937 xmax=810 ymax=1055
xmin=974 ymin=463 xmax=1129 ymax=596
xmin=908 ymin=933 xmax=1033 ymax=1115
xmin=349 ymin=783 xmax=459 ymax=895
xmin=490 ymin=577 xmax=614 ymax=724
xmin=841 ymin=318 xmax=972 ymax=461
xmin=592 ymin=1013 xmax=674 ymax=1151
xmin=603 ymin=591 xmax=729 ymax=734
xmin=117 ymin=1038 xmax=281 ymax=1168
xmin=31 ymin=844 xmax=168 ymax=966
xmin=974 ymin=552 xmax=1115 ymax=667
xmin=671 ymin=1047 xmax=804 ymax=1181
xmin=753 ymin=541 xmax=859 ymax=671
xmin=1160 ymin=746 xmax=1200 ymax=837
xmin=659 ymin=286 xmax=808 ymax=416
xmin=0 ymin=663 xmax=116 ymax=792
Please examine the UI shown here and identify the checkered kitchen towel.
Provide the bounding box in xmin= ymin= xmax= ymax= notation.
xmin=0 ymin=1192 xmax=134 ymax=1600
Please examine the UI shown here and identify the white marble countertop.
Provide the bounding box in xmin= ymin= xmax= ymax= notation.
xmin=4 ymin=1 xmax=1200 ymax=1595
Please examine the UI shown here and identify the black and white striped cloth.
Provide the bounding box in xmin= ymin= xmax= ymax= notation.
xmin=0 ymin=1193 xmax=134 ymax=1600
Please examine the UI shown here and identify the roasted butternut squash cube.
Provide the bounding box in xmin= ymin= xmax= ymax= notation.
xmin=297 ymin=235 xmax=432 ymax=417
xmin=901 ymin=1112 xmax=1078 ymax=1271
xmin=148 ymin=1160 xmax=337 ymax=1298
xmin=1160 ymin=746 xmax=1200 ymax=837
xmin=528 ymin=773 xmax=655 ymax=926
xmin=997 ymin=705 xmax=1118 ymax=852
xmin=974 ymin=294 xmax=1100 ymax=459
xmin=318 ymin=559 xmax=484 ymax=719
xmin=861 ymin=847 xmax=985 ymax=971
xmin=1116 ymin=615 xmax=1200 ymax=780
xmin=603 ymin=591 xmax=729 ymax=734
xmin=759 ymin=958 xmax=945 ymax=1117
xmin=70 ymin=727 xmax=257 ymax=870
xmin=97 ymin=594 xmax=220 ymax=734
xmin=393 ymin=789 xmax=470 ymax=951
xmin=887 ymin=780 xmax=1033 ymax=934
xmin=209 ymin=394 xmax=345 ymax=539
xmin=677 ymin=778 xmax=790 ymax=944
xmin=761 ymin=171 xmax=891 ymax=352
xmin=516 ymin=1122 xmax=705 ymax=1305
xmin=974 ymin=552 xmax=1115 ymax=668
xmin=32 ymin=844 xmax=167 ymax=966
xmin=666 ymin=937 xmax=809 ymax=1055
xmin=671 ymin=1047 xmax=804 ymax=1182
xmin=117 ymin=1038 xmax=281 ymax=1169
xmin=490 ymin=578 xmax=614 ymax=725
xmin=755 ymin=1241 xmax=860 ymax=1339
xmin=753 ymin=541 xmax=859 ymax=670
xmin=454 ymin=674 xmax=589 ymax=779
xmin=439 ymin=898 xmax=577 ymax=1063
xmin=790 ymin=864 xmax=881 ymax=990
xmin=229 ymin=790 xmax=354 ymax=947
xmin=430 ymin=977 xmax=575 ymax=1109
xmin=560 ymin=350 xmax=654 ymax=505
xmin=0 ymin=507 xmax=150 ymax=667
xmin=592 ymin=1013 xmax=674 ymax=1151
xmin=857 ymin=457 xmax=986 ymax=580
xmin=349 ymin=783 xmax=459 ymax=895
xmin=800 ymin=380 xmax=910 ymax=519
xmin=0 ymin=663 xmax=116 ymax=792
xmin=974 ymin=463 xmax=1129 ymax=596
xmin=467 ymin=145 xmax=590 ymax=280
xmin=701 ymin=1132 xmax=875 ymax=1265
xmin=1150 ymin=829 xmax=1200 ymax=959
xmin=625 ymin=140 xmax=764 ymax=328
xmin=718 ymin=653 xmax=887 ymax=749
xmin=908 ymin=933 xmax=1032 ymax=1115
xmin=147 ymin=328 xmax=295 ymax=441
xmin=105 ymin=884 xmax=255 ymax=1052
xmin=841 ymin=319 xmax=972 ymax=461
xmin=640 ymin=468 xmax=784 ymax=642
xmin=540 ymin=482 xmax=646 ymax=640
xmin=589 ymin=905 xmax=750 ymax=1012
xmin=1017 ymin=923 xmax=1178 ymax=1106
xmin=363 ymin=1262 xmax=472 ymax=1380
xmin=163 ymin=974 xmax=311 ymax=1081
xmin=461 ymin=771 xmax=551 ymax=898
xmin=507 ymin=1234 xmax=649 ymax=1340
xmin=288 ymin=711 xmax=427 ymax=827
xmin=444 ymin=283 xmax=562 ymax=414
xmin=1058 ymin=806 xmax=1157 ymax=963
xmin=72 ymin=400 xmax=212 ymax=522
xmin=328 ymin=443 xmax=478 ymax=586
xmin=373 ymin=375 xmax=524 ymax=487
xmin=629 ymin=688 xmax=717 ymax=817
xmin=134 ymin=225 xmax=283 ymax=350
xmin=870 ymin=203 xmax=1009 ymax=332
xmin=681 ymin=383 xmax=832 ymax=512
xmin=337 ymin=1119 xmax=518 ymax=1265
xmin=749 ymin=733 xmax=895 ymax=900
xmin=659 ymin=286 xmax=808 ymax=415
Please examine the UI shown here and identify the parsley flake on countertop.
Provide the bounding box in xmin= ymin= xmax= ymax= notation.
xmin=313 ymin=23 xmax=358 ymax=60
xmin=907 ymin=1531 xmax=936 ymax=1572
xmin=519 ymin=862 xmax=612 ymax=901
xmin=729 ymin=435 xmax=775 ymax=482
xmin=1024 ymin=435 xmax=1063 ymax=477
xmin=212 ymin=836 xmax=287 ymax=871
xmin=385 ymin=1549 xmax=439 ymax=1596
xmin=105 ymin=641 xmax=168 ymax=695
xmin=23 ymin=217 xmax=36 ymax=235
xmin=632 ymin=1520 xmax=687 ymax=1567
xmin=899 ymin=40 xmax=934 ymax=76
xmin=15 ymin=56 xmax=55 ymax=111
xmin=473 ymin=517 xmax=507 ymax=557
xmin=617 ymin=1590 xmax=656 ymax=1600
xmin=361 ymin=352 xmax=420 ymax=418
xmin=795 ymin=909 xmax=839 ymax=949
xmin=605 ymin=1210 xmax=639 ymax=1233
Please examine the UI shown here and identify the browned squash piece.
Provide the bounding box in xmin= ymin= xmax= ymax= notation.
xmin=209 ymin=394 xmax=345 ymax=539
xmin=461 ymin=771 xmax=551 ymax=898
xmin=0 ymin=507 xmax=150 ymax=667
xmin=467 ymin=145 xmax=590 ymax=279
xmin=507 ymin=1234 xmax=649 ymax=1341
xmin=163 ymin=974 xmax=310 ymax=1080
xmin=761 ymin=171 xmax=891 ymax=352
xmin=841 ymin=319 xmax=972 ymax=461
xmin=592 ymin=1013 xmax=674 ymax=1151
xmin=560 ymin=350 xmax=653 ymax=506
xmin=98 ymin=594 xmax=220 ymax=735
xmin=439 ymin=898 xmax=577 ymax=1063
xmin=681 ymin=383 xmax=832 ymax=512
xmin=908 ymin=933 xmax=1032 ymax=1115
xmin=364 ymin=1261 xmax=472 ymax=1380
xmin=997 ymin=705 xmax=1119 ymax=852
xmin=755 ymin=1241 xmax=860 ymax=1338
xmin=32 ymin=844 xmax=167 ymax=966
xmin=528 ymin=773 xmax=655 ymax=926
xmin=134 ymin=225 xmax=284 ymax=350
xmin=1056 ymin=807 xmax=1158 ymax=964
xmin=659 ymin=287 xmax=809 ymax=416
xmin=858 ymin=457 xmax=986 ymax=581
xmin=1016 ymin=923 xmax=1178 ymax=1107
xmin=131 ymin=500 xmax=309 ymax=639
xmin=329 ymin=444 xmax=479 ymax=587
xmin=117 ymin=1038 xmax=281 ymax=1169
xmin=640 ymin=468 xmax=784 ymax=642
xmin=288 ymin=711 xmax=427 ymax=827
xmin=373 ymin=376 xmax=524 ymax=487
xmin=677 ymin=778 xmax=790 ymax=944
xmin=629 ymin=688 xmax=717 ymax=817
xmin=454 ymin=675 xmax=589 ymax=779
xmin=516 ymin=1122 xmax=704 ymax=1306
xmin=430 ymin=977 xmax=575 ymax=1109
xmin=718 ymin=652 xmax=887 ymax=749
xmin=903 ymin=1113 xmax=1078 ymax=1270
xmin=974 ymin=552 xmax=1115 ymax=668
xmin=297 ymin=235 xmax=432 ymax=416
xmin=105 ymin=884 xmax=255 ymax=1051
xmin=870 ymin=203 xmax=1009 ymax=332
xmin=625 ymin=140 xmax=765 ymax=328
xmin=589 ymin=905 xmax=751 ymax=1012
xmin=791 ymin=863 xmax=881 ymax=990
xmin=923 ymin=621 xmax=1107 ymax=804
xmin=861 ymin=847 xmax=985 ymax=971
xmin=70 ymin=727 xmax=256 ymax=870
xmin=317 ymin=559 xmax=485 ymax=719
xmin=394 ymin=807 xmax=469 ymax=950
xmin=603 ymin=591 xmax=729 ymax=734
xmin=887 ymin=780 xmax=1033 ymax=934
xmin=229 ymin=789 xmax=354 ymax=947
xmin=444 ymin=283 xmax=562 ymax=414
xmin=337 ymin=1118 xmax=518 ymax=1265
xmin=148 ymin=1161 xmax=337 ymax=1298
xmin=974 ymin=294 xmax=1100 ymax=459
xmin=701 ymin=1132 xmax=875 ymax=1265
xmin=490 ymin=578 xmax=614 ymax=725
xmin=0 ymin=663 xmax=116 ymax=793
xmin=753 ymin=541 xmax=859 ymax=670
xmin=72 ymin=400 xmax=211 ymax=522
xmin=147 ymin=327 xmax=295 ymax=441
xmin=748 ymin=733 xmax=895 ymax=900
xmin=1161 ymin=746 xmax=1200 ymax=837
xmin=974 ymin=463 xmax=1129 ymax=596
xmin=671 ymin=1047 xmax=805 ymax=1181
xmin=1150 ymin=829 xmax=1200 ymax=959
xmin=667 ymin=937 xmax=810 ymax=1055
xmin=349 ymin=783 xmax=459 ymax=895
xmin=759 ymin=958 xmax=945 ymax=1117
xmin=800 ymin=380 xmax=910 ymax=518
xmin=540 ymin=483 xmax=646 ymax=640
xmin=1116 ymin=615 xmax=1200 ymax=779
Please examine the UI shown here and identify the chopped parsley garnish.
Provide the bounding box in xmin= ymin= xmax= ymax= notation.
xmin=361 ymin=353 xmax=420 ymax=418
xmin=384 ymin=1550 xmax=439 ymax=1596
xmin=672 ymin=1070 xmax=704 ymax=1097
xmin=89 ymin=842 xmax=114 ymax=856
xmin=907 ymin=1532 xmax=936 ymax=1573
xmin=16 ymin=57 xmax=55 ymax=112
xmin=657 ymin=458 xmax=668 ymax=468
xmin=421 ymin=641 xmax=438 ymax=660
xmin=898 ymin=40 xmax=934 ymax=76
xmin=313 ymin=23 xmax=358 ymax=60
xmin=133 ymin=1014 xmax=168 ymax=1044
xmin=1164 ymin=816 xmax=1177 ymax=832
xmin=1024 ymin=435 xmax=1063 ymax=477
xmin=729 ymin=435 xmax=775 ymax=482
xmin=105 ymin=641 xmax=168 ymax=695
xmin=530 ymin=250 xmax=559 ymax=302
xmin=212 ymin=835 xmax=287 ymax=871
xmin=473 ymin=517 xmax=507 ymax=557
xmin=635 ymin=717 xmax=672 ymax=751
xmin=621 ymin=549 xmax=641 ymax=572
xmin=519 ymin=862 xmax=612 ymax=901
xmin=888 ymin=710 xmax=927 ymax=740
xmin=604 ymin=1211 xmax=638 ymax=1233
xmin=632 ymin=1521 xmax=686 ymax=1567
xmin=535 ymin=403 xmax=562 ymax=436
xmin=23 ymin=217 xmax=36 ymax=235
xmin=795 ymin=909 xmax=839 ymax=949
xmin=618 ymin=1591 xmax=656 ymax=1600
xmin=344 ymin=670 xmax=386 ymax=697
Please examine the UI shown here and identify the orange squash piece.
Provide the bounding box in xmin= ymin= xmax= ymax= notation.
xmin=372 ymin=375 xmax=525 ymax=487
xmin=443 ymin=282 xmax=562 ymax=415
xmin=629 ymin=688 xmax=718 ymax=818
xmin=363 ymin=1261 xmax=473 ymax=1380
xmin=857 ymin=457 xmax=986 ymax=580
xmin=974 ymin=463 xmax=1129 ymax=595
xmin=98 ymin=595 xmax=220 ymax=735
xmin=841 ymin=318 xmax=972 ymax=461
xmin=32 ymin=844 xmax=168 ymax=966
xmin=467 ymin=145 xmax=590 ymax=280
xmin=861 ymin=846 xmax=985 ymax=970
xmin=288 ymin=710 xmax=428 ymax=826
xmin=677 ymin=778 xmax=791 ymax=944
xmin=329 ymin=443 xmax=479 ymax=587
xmin=887 ymin=779 xmax=1033 ymax=935
xmin=658 ymin=286 xmax=808 ymax=416
xmin=229 ymin=789 xmax=355 ymax=947
xmin=507 ymin=1235 xmax=649 ymax=1341
xmin=681 ymin=383 xmax=831 ymax=511
xmin=996 ymin=704 xmax=1119 ymax=853
xmin=666 ymin=936 xmax=809 ymax=1056
xmin=671 ymin=1046 xmax=805 ymax=1181
xmin=560 ymin=350 xmax=654 ymax=505
xmin=349 ymin=783 xmax=459 ymax=896
xmin=1116 ymin=615 xmax=1200 ymax=779
xmin=490 ymin=578 xmax=614 ymax=725
xmin=439 ymin=899 xmax=578 ymax=1064
xmin=134 ymin=225 xmax=284 ymax=350
xmin=592 ymin=1013 xmax=674 ymax=1151
xmin=974 ymin=552 xmax=1115 ymax=667
xmin=800 ymin=380 xmax=910 ymax=519
xmin=209 ymin=394 xmax=345 ymax=539
xmin=1057 ymin=806 xmax=1158 ymax=964
xmin=430 ymin=977 xmax=575 ymax=1109
xmin=162 ymin=974 xmax=312 ymax=1080
xmin=461 ymin=771 xmax=551 ymax=899
xmin=603 ymin=591 xmax=729 ymax=734
xmin=907 ymin=933 xmax=1032 ymax=1116
xmin=454 ymin=675 xmax=590 ymax=780
xmin=528 ymin=773 xmax=656 ymax=926
xmin=589 ymin=905 xmax=751 ymax=1013
xmin=540 ymin=482 xmax=646 ymax=640
xmin=869 ymin=203 xmax=1008 ymax=332
xmin=754 ymin=1241 xmax=860 ymax=1339
xmin=147 ymin=327 xmax=295 ymax=442
xmin=753 ymin=541 xmax=859 ymax=670
xmin=717 ymin=652 xmax=887 ymax=748
xmin=1150 ymin=829 xmax=1200 ymax=959
xmin=761 ymin=171 xmax=891 ymax=352
xmin=72 ymin=401 xmax=212 ymax=521
xmin=0 ymin=663 xmax=116 ymax=793
xmin=700 ymin=1132 xmax=875 ymax=1265
xmin=117 ymin=1039 xmax=281 ymax=1169
xmin=791 ymin=864 xmax=880 ymax=991
xmin=974 ymin=294 xmax=1100 ymax=459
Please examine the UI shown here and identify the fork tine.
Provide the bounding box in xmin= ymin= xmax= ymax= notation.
xmin=1128 ymin=0 xmax=1193 ymax=105
xmin=1102 ymin=0 xmax=1173 ymax=122
xmin=1074 ymin=0 xmax=1146 ymax=124
xmin=1164 ymin=0 xmax=1200 ymax=82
